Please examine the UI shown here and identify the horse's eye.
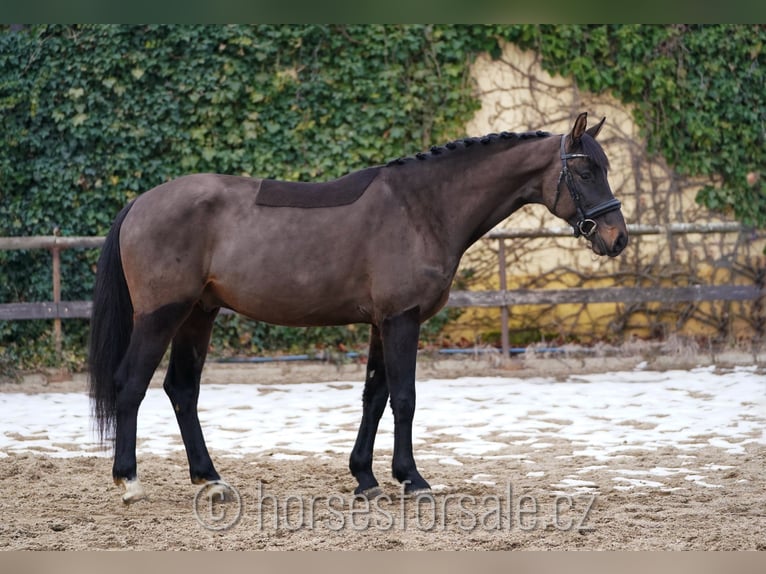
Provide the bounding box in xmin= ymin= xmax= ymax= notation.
xmin=579 ymin=170 xmax=593 ymax=181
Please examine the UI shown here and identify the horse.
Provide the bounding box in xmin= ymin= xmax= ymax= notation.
xmin=88 ymin=112 xmax=628 ymax=503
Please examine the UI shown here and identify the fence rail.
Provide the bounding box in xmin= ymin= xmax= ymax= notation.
xmin=447 ymin=284 xmax=762 ymax=307
xmin=1 ymin=222 xmax=763 ymax=357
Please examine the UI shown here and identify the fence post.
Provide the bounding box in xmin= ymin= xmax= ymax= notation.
xmin=755 ymin=259 xmax=766 ymax=342
xmin=497 ymin=237 xmax=509 ymax=358
xmin=51 ymin=229 xmax=62 ymax=358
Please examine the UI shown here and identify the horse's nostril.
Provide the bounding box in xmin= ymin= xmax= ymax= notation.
xmin=613 ymin=232 xmax=628 ymax=253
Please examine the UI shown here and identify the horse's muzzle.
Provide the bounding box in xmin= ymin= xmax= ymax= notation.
xmin=611 ymin=230 xmax=629 ymax=255
xmin=591 ymin=228 xmax=628 ymax=257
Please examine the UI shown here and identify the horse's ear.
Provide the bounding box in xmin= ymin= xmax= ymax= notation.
xmin=586 ymin=116 xmax=606 ymax=139
xmin=570 ymin=112 xmax=588 ymax=143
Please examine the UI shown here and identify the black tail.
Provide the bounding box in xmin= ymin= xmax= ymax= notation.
xmin=88 ymin=202 xmax=135 ymax=443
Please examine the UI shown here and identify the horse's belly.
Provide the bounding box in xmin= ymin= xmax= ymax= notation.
xmin=224 ymin=298 xmax=369 ymax=327
xmin=202 ymin=274 xmax=371 ymax=327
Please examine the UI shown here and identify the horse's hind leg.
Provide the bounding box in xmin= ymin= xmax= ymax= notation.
xmin=349 ymin=325 xmax=389 ymax=496
xmin=113 ymin=302 xmax=193 ymax=503
xmin=162 ymin=304 xmax=221 ymax=486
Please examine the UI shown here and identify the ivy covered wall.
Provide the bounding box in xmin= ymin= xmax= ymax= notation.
xmin=1 ymin=24 xmax=764 ymax=368
xmin=499 ymin=24 xmax=766 ymax=228
xmin=0 ymin=25 xmax=497 ymax=366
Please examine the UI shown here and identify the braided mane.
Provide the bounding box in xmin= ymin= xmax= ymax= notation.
xmin=386 ymin=130 xmax=552 ymax=167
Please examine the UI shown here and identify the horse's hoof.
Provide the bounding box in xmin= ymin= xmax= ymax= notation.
xmin=398 ymin=476 xmax=432 ymax=497
xmin=405 ymin=487 xmax=433 ymax=498
xmin=202 ymin=480 xmax=236 ymax=502
xmin=119 ymin=478 xmax=147 ymax=504
xmin=355 ymin=485 xmax=383 ymax=499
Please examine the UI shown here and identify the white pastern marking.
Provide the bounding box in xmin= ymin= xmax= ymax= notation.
xmin=121 ymin=478 xmax=147 ymax=504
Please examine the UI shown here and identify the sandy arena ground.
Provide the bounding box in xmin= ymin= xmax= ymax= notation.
xmin=0 ymin=350 xmax=764 ymax=550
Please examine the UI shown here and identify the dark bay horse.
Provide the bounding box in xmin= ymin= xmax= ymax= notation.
xmin=89 ymin=112 xmax=628 ymax=503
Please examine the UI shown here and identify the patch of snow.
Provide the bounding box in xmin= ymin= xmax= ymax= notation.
xmin=1 ymin=367 xmax=763 ymax=492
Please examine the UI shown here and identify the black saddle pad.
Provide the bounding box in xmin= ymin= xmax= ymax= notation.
xmin=256 ymin=167 xmax=380 ymax=208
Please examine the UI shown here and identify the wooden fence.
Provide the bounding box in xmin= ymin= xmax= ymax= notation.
xmin=1 ymin=222 xmax=763 ymax=357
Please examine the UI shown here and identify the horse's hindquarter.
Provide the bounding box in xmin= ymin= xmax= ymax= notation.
xmin=119 ymin=174 xmax=239 ymax=314
xmin=119 ymin=173 xmax=456 ymax=327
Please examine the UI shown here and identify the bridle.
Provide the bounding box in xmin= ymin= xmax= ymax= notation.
xmin=555 ymin=135 xmax=622 ymax=238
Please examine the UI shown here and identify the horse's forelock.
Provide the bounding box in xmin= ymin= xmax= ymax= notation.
xmin=580 ymin=133 xmax=610 ymax=171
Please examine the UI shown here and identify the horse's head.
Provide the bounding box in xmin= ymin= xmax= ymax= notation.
xmin=545 ymin=113 xmax=628 ymax=257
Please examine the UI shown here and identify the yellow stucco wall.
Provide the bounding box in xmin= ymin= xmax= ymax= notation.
xmin=442 ymin=42 xmax=765 ymax=345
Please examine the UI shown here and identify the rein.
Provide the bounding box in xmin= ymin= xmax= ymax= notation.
xmin=555 ymin=135 xmax=622 ymax=238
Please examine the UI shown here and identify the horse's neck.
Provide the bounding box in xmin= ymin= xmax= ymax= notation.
xmin=389 ymin=137 xmax=556 ymax=253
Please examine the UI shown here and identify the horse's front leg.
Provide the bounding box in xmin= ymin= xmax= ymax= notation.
xmin=380 ymin=306 xmax=430 ymax=494
xmin=349 ymin=325 xmax=389 ymax=496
